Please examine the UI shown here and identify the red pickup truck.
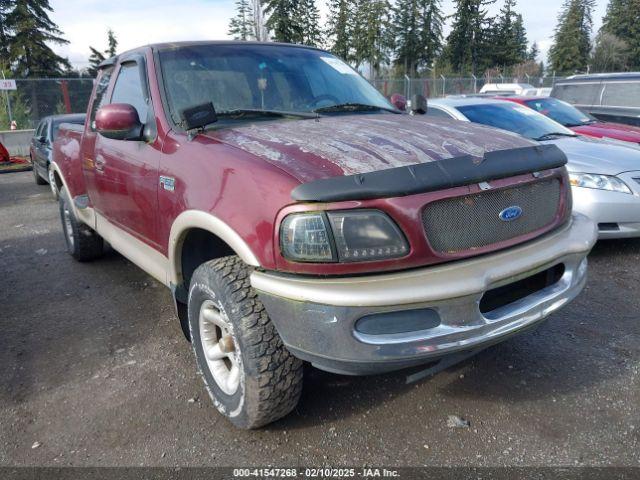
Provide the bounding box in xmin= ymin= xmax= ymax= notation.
xmin=52 ymin=41 xmax=597 ymax=429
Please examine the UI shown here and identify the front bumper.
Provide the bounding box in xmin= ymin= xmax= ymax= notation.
xmin=252 ymin=214 xmax=597 ymax=375
xmin=571 ymin=173 xmax=640 ymax=239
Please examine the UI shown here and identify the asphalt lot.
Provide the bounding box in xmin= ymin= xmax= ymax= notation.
xmin=1 ymin=170 xmax=639 ymax=467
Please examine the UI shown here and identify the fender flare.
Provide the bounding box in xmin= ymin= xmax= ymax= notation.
xmin=168 ymin=210 xmax=261 ymax=287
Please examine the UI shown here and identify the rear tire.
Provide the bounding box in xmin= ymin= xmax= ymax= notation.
xmin=188 ymin=256 xmax=303 ymax=429
xmin=58 ymin=187 xmax=104 ymax=262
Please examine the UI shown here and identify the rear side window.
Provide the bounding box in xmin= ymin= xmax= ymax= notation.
xmin=35 ymin=120 xmax=47 ymax=138
xmin=553 ymin=83 xmax=602 ymax=105
xmin=602 ymin=82 xmax=640 ymax=108
xmin=111 ymin=63 xmax=148 ymax=121
xmin=90 ymin=68 xmax=114 ymax=131
xmin=426 ymin=107 xmax=453 ymax=119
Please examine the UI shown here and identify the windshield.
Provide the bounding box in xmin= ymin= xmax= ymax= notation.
xmin=158 ymin=44 xmax=394 ymax=126
xmin=457 ymin=102 xmax=576 ymax=140
xmin=523 ymin=98 xmax=595 ymax=127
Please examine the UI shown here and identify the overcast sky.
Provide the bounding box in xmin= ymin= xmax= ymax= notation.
xmin=50 ymin=0 xmax=610 ymax=69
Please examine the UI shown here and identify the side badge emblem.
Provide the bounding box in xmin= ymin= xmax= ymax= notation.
xmin=160 ymin=176 xmax=175 ymax=192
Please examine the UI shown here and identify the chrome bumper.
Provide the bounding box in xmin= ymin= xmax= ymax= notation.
xmin=252 ymin=214 xmax=597 ymax=375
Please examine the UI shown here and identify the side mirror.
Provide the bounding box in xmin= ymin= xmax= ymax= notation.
xmin=390 ymin=94 xmax=407 ymax=112
xmin=95 ymin=103 xmax=143 ymax=141
xmin=411 ymin=94 xmax=428 ymax=115
xmin=38 ymin=135 xmax=47 ymax=144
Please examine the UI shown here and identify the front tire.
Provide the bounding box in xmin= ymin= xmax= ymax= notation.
xmin=48 ymin=164 xmax=59 ymax=200
xmin=188 ymin=257 xmax=303 ymax=429
xmin=58 ymin=187 xmax=104 ymax=262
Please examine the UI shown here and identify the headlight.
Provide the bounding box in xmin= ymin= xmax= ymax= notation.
xmin=280 ymin=210 xmax=408 ymax=263
xmin=569 ymin=173 xmax=632 ymax=194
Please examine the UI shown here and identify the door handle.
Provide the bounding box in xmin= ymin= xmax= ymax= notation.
xmin=95 ymin=157 xmax=106 ymax=173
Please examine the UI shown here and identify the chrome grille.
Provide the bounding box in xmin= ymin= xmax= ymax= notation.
xmin=422 ymin=179 xmax=562 ymax=254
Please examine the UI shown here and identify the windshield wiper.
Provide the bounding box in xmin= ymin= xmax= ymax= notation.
xmin=313 ymin=103 xmax=399 ymax=114
xmin=216 ymin=109 xmax=318 ymax=119
xmin=533 ymin=132 xmax=578 ymax=141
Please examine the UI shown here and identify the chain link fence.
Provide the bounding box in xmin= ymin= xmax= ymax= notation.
xmin=0 ymin=75 xmax=570 ymax=131
xmin=373 ymin=76 xmax=567 ymax=99
xmin=0 ymin=78 xmax=94 ymax=130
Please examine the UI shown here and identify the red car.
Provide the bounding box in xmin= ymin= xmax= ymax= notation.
xmin=500 ymin=96 xmax=640 ymax=145
xmin=51 ymin=41 xmax=595 ymax=428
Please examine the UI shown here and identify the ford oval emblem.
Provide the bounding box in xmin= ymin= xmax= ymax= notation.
xmin=499 ymin=206 xmax=523 ymax=222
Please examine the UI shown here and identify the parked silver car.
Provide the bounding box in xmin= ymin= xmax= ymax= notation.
xmin=427 ymin=97 xmax=640 ymax=239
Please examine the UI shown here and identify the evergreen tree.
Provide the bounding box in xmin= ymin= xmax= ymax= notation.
xmin=87 ymin=29 xmax=118 ymax=77
xmin=106 ymin=28 xmax=117 ymax=57
xmin=600 ymin=0 xmax=640 ymax=68
xmin=264 ymin=0 xmax=302 ymax=43
xmin=228 ymin=0 xmax=255 ymax=41
xmin=548 ymin=0 xmax=596 ymax=74
xmin=298 ymin=0 xmax=322 ymax=47
xmin=417 ymin=0 xmax=444 ymax=70
xmin=353 ymin=0 xmax=392 ymax=75
xmin=391 ymin=0 xmax=443 ymax=75
xmin=326 ymin=0 xmax=355 ymax=61
xmin=528 ymin=41 xmax=540 ymax=61
xmin=444 ymin=0 xmax=495 ymax=75
xmin=87 ymin=46 xmax=105 ymax=77
xmin=0 ymin=0 xmax=12 ymax=62
xmin=489 ymin=0 xmax=527 ymax=69
xmin=5 ymin=0 xmax=70 ymax=77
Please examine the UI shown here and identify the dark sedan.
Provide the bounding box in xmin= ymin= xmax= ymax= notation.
xmin=31 ymin=113 xmax=85 ymax=198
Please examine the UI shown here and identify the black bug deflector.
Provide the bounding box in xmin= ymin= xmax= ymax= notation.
xmin=291 ymin=144 xmax=567 ymax=202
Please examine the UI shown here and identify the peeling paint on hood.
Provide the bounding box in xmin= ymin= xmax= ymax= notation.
xmin=211 ymin=114 xmax=536 ymax=183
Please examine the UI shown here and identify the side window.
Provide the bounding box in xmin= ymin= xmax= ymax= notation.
xmin=90 ymin=67 xmax=114 ymax=131
xmin=35 ymin=121 xmax=46 ymax=138
xmin=111 ymin=63 xmax=148 ymax=121
xmin=553 ymin=83 xmax=601 ymax=105
xmin=426 ymin=107 xmax=454 ymax=119
xmin=602 ymin=82 xmax=640 ymax=108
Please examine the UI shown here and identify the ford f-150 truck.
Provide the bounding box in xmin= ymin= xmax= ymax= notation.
xmin=51 ymin=41 xmax=597 ymax=429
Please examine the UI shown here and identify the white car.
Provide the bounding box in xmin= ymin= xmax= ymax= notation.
xmin=479 ymin=83 xmax=536 ymax=95
xmin=427 ymin=97 xmax=640 ymax=239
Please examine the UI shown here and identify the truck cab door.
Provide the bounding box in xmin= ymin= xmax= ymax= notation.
xmin=92 ymin=56 xmax=161 ymax=249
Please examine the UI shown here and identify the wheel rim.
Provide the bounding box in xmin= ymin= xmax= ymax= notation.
xmin=63 ymin=204 xmax=74 ymax=248
xmin=199 ymin=300 xmax=241 ymax=396
xmin=48 ymin=168 xmax=57 ymax=196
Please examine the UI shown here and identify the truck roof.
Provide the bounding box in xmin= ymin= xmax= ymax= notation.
xmin=98 ymin=41 xmax=326 ymax=69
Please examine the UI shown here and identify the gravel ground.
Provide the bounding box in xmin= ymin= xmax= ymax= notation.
xmin=0 ymin=171 xmax=639 ymax=467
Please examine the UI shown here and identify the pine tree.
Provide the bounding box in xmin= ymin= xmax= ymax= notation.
xmin=87 ymin=47 xmax=105 ymax=77
xmin=264 ymin=0 xmax=302 ymax=43
xmin=228 ymin=0 xmax=255 ymax=41
xmin=298 ymin=0 xmax=322 ymax=47
xmin=326 ymin=0 xmax=355 ymax=61
xmin=418 ymin=0 xmax=444 ymax=69
xmin=488 ymin=0 xmax=527 ymax=69
xmin=528 ymin=41 xmax=540 ymax=61
xmin=0 ymin=0 xmax=12 ymax=62
xmin=548 ymin=0 xmax=596 ymax=74
xmin=444 ymin=0 xmax=495 ymax=75
xmin=353 ymin=0 xmax=392 ymax=75
xmin=87 ymin=29 xmax=118 ymax=77
xmin=391 ymin=0 xmax=421 ymax=75
xmin=5 ymin=0 xmax=70 ymax=77
xmin=106 ymin=28 xmax=117 ymax=57
xmin=600 ymin=0 xmax=640 ymax=68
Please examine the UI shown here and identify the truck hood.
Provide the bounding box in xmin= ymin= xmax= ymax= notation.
xmin=544 ymin=135 xmax=640 ymax=175
xmin=211 ymin=114 xmax=535 ymax=183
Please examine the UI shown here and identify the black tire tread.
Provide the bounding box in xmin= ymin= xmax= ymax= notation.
xmin=191 ymin=256 xmax=303 ymax=429
xmin=59 ymin=187 xmax=104 ymax=262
